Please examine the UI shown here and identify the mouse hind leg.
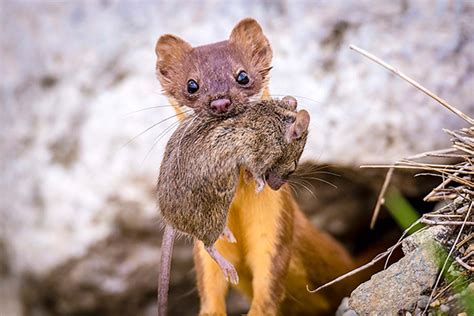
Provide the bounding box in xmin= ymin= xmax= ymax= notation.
xmin=205 ymin=245 xmax=239 ymax=285
xmin=193 ymin=242 xmax=230 ymax=315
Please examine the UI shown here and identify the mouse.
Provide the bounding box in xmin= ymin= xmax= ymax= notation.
xmin=156 ymin=97 xmax=309 ymax=315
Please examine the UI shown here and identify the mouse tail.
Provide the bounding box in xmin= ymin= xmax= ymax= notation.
xmin=158 ymin=224 xmax=176 ymax=316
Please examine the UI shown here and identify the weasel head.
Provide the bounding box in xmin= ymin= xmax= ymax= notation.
xmin=155 ymin=18 xmax=272 ymax=117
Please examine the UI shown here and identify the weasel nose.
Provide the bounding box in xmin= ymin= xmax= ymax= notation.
xmin=210 ymin=98 xmax=231 ymax=114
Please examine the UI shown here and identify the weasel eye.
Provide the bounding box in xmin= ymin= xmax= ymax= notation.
xmin=187 ymin=79 xmax=199 ymax=94
xmin=236 ymin=71 xmax=249 ymax=85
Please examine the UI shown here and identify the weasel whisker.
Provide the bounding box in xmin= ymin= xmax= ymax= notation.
xmin=123 ymin=104 xmax=181 ymax=116
xmin=288 ymin=180 xmax=317 ymax=200
xmin=299 ymin=176 xmax=338 ymax=189
xmin=142 ymin=120 xmax=182 ymax=162
xmin=295 ymin=170 xmax=341 ymax=178
xmin=123 ymin=109 xmax=192 ymax=148
xmin=176 ymin=114 xmax=202 ymax=172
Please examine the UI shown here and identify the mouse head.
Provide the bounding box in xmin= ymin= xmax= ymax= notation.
xmin=265 ymin=109 xmax=310 ymax=190
xmin=155 ymin=18 xmax=272 ymax=117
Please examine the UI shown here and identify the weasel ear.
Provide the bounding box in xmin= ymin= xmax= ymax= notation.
xmin=155 ymin=34 xmax=192 ymax=78
xmin=229 ymin=18 xmax=272 ymax=72
xmin=285 ymin=110 xmax=310 ymax=143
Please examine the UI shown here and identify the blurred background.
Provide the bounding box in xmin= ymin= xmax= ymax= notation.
xmin=1 ymin=1 xmax=473 ymax=315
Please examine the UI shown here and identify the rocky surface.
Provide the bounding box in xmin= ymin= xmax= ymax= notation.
xmin=348 ymin=226 xmax=450 ymax=314
xmin=1 ymin=1 xmax=473 ymax=315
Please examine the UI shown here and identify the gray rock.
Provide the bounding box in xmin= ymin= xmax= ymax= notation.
xmin=416 ymin=295 xmax=430 ymax=309
xmin=21 ymin=233 xmax=198 ymax=316
xmin=349 ymin=240 xmax=444 ymax=314
xmin=336 ymin=297 xmax=351 ymax=316
xmin=343 ymin=310 xmax=358 ymax=316
xmin=0 ymin=1 xmax=472 ymax=315
xmin=402 ymin=225 xmax=450 ymax=254
xmin=440 ymin=304 xmax=450 ymax=313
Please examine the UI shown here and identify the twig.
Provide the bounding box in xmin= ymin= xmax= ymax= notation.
xmin=370 ymin=167 xmax=394 ymax=229
xmin=306 ymin=242 xmax=402 ymax=293
xmin=361 ymin=164 xmax=474 ymax=174
xmin=425 ymin=174 xmax=455 ymax=202
xmin=454 ymin=144 xmax=474 ymax=155
xmin=365 ymin=161 xmax=473 ymax=172
xmin=405 ymin=148 xmax=457 ymax=160
xmin=455 ymin=257 xmax=474 ymax=271
xmin=420 ymin=218 xmax=474 ymax=226
xmin=431 ymin=275 xmax=461 ymax=302
xmin=306 ymin=217 xmax=427 ymax=293
xmin=456 ymin=234 xmax=473 ymax=249
xmin=422 ymin=202 xmax=473 ymax=315
xmin=461 ymin=251 xmax=473 ymax=260
xmin=427 ymin=153 xmax=470 ymax=159
xmin=349 ymin=45 xmax=474 ymax=125
xmin=384 ymin=219 xmax=425 ymax=269
xmin=423 ymin=214 xmax=463 ymax=218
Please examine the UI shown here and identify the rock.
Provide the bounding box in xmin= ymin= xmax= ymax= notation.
xmin=335 ymin=297 xmax=357 ymax=316
xmin=336 ymin=297 xmax=350 ymax=316
xmin=20 ymin=232 xmax=198 ymax=316
xmin=1 ymin=1 xmax=473 ymax=315
xmin=402 ymin=225 xmax=450 ymax=254
xmin=0 ymin=277 xmax=23 ymax=316
xmin=440 ymin=304 xmax=450 ymax=313
xmin=416 ymin=295 xmax=430 ymax=309
xmin=349 ymin=239 xmax=444 ymax=314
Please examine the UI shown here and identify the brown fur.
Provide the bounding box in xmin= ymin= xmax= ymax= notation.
xmin=156 ymin=18 xmax=272 ymax=116
xmin=156 ymin=18 xmax=358 ymax=315
xmin=157 ymin=99 xmax=308 ymax=246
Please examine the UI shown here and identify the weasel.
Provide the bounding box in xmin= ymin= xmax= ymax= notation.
xmin=155 ymin=18 xmax=358 ymax=315
xmin=157 ymin=98 xmax=309 ymax=315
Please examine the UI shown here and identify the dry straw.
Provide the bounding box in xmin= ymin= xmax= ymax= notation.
xmin=307 ymin=45 xmax=473 ymax=315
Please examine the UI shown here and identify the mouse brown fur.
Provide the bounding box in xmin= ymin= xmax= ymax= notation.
xmin=158 ymin=98 xmax=309 ymax=245
xmin=156 ymin=98 xmax=309 ymax=315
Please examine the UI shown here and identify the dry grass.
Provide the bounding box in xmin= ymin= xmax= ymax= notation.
xmin=307 ymin=45 xmax=473 ymax=315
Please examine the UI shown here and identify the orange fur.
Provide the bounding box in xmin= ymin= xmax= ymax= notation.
xmin=160 ymin=18 xmax=358 ymax=315
xmin=191 ymin=171 xmax=358 ymax=315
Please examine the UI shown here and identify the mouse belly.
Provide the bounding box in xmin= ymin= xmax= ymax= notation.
xmin=160 ymin=192 xmax=232 ymax=246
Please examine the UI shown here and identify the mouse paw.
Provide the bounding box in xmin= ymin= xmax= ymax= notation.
xmin=223 ymin=262 xmax=239 ymax=285
xmin=254 ymin=176 xmax=265 ymax=193
xmin=220 ymin=227 xmax=237 ymax=243
xmin=205 ymin=246 xmax=239 ymax=285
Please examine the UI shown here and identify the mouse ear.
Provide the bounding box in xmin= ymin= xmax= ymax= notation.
xmin=229 ymin=18 xmax=272 ymax=76
xmin=285 ymin=110 xmax=310 ymax=143
xmin=155 ymin=34 xmax=192 ymax=79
